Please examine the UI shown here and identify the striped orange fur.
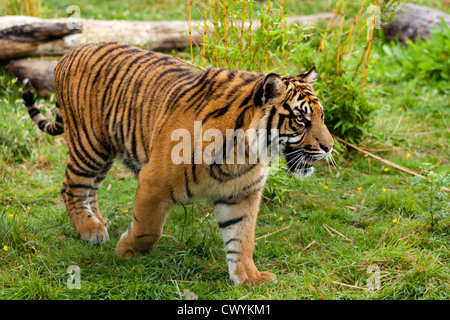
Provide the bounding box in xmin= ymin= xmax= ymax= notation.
xmin=23 ymin=42 xmax=334 ymax=285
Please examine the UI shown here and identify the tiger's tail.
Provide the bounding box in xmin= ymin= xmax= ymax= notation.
xmin=21 ymin=90 xmax=64 ymax=136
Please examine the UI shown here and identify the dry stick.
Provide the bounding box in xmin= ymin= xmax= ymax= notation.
xmin=352 ymin=37 xmax=369 ymax=80
xmin=281 ymin=0 xmax=286 ymax=73
xmin=322 ymin=224 xmax=335 ymax=238
xmin=188 ymin=0 xmax=194 ymax=64
xmin=201 ymin=0 xmax=207 ymax=68
xmin=264 ymin=0 xmax=271 ymax=72
xmin=239 ymin=0 xmax=246 ymax=70
xmin=323 ymin=223 xmax=353 ymax=243
xmin=222 ymin=0 xmax=228 ymax=69
xmin=326 ymin=8 xmax=339 ymax=63
xmin=332 ymin=280 xmax=372 ymax=291
xmin=344 ymin=23 xmax=367 ymax=63
xmin=248 ymin=0 xmax=254 ymax=69
xmin=337 ymin=136 xmax=450 ymax=192
xmin=301 ymin=240 xmax=316 ymax=253
xmin=334 ymin=135 xmax=425 ymax=179
xmin=336 ymin=4 xmax=345 ymax=74
xmin=362 ymin=0 xmax=379 ymax=92
xmin=256 ymin=221 xmax=292 ymax=241
xmin=318 ymin=0 xmax=341 ymax=53
xmin=339 ymin=5 xmax=365 ymax=59
xmin=176 ymin=57 xmax=206 ymax=71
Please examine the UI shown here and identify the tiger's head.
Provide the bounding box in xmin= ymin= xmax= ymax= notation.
xmin=255 ymin=67 xmax=334 ymax=178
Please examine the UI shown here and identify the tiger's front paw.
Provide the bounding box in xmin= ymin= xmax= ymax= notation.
xmin=79 ymin=224 xmax=109 ymax=245
xmin=231 ymin=264 xmax=276 ymax=286
xmin=244 ymin=272 xmax=276 ymax=286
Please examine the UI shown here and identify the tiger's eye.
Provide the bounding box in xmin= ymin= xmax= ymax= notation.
xmin=296 ymin=115 xmax=304 ymax=124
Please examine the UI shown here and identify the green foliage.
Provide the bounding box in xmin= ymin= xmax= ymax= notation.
xmin=0 ymin=72 xmax=38 ymax=163
xmin=373 ymin=19 xmax=450 ymax=92
xmin=313 ymin=51 xmax=378 ymax=143
xmin=198 ymin=0 xmax=381 ymax=143
xmin=411 ymin=163 xmax=450 ymax=230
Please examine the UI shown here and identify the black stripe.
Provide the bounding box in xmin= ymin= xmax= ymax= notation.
xmin=192 ymin=161 xmax=198 ymax=184
xmin=266 ymin=106 xmax=277 ymax=142
xmin=170 ymin=190 xmax=178 ymax=204
xmin=241 ymin=175 xmax=265 ymax=193
xmin=67 ymin=183 xmax=97 ymax=190
xmin=225 ymin=238 xmax=241 ymax=245
xmin=37 ymin=119 xmax=48 ymax=131
xmin=203 ymin=103 xmax=232 ymax=123
xmin=235 ymin=105 xmax=252 ymax=130
xmin=277 ymin=113 xmax=288 ymax=131
xmin=68 ymin=135 xmax=103 ymax=172
xmin=135 ymin=233 xmax=159 ymax=239
xmin=218 ymin=216 xmax=245 ymax=229
xmin=66 ymin=163 xmax=97 ymax=178
xmin=184 ymin=168 xmax=192 ymax=198
xmin=27 ymin=108 xmax=40 ymax=119
xmin=214 ymin=199 xmax=240 ymax=206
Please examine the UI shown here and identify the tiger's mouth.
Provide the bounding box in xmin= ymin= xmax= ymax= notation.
xmin=283 ymin=147 xmax=316 ymax=178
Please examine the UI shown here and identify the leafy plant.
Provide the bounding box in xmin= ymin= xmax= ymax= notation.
xmin=373 ymin=19 xmax=450 ymax=92
xmin=411 ymin=163 xmax=450 ymax=230
xmin=188 ymin=0 xmax=389 ymax=143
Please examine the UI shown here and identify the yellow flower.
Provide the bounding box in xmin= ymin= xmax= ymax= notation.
xmin=383 ymin=167 xmax=389 ymax=172
xmin=324 ymin=185 xmax=329 ymax=190
xmin=382 ymin=188 xmax=387 ymax=192
xmin=392 ymin=218 xmax=398 ymax=224
xmin=279 ymin=217 xmax=283 ymax=221
xmin=8 ymin=213 xmax=14 ymax=218
xmin=406 ymin=153 xmax=411 ymax=158
xmin=18 ymin=88 xmax=23 ymax=92
xmin=3 ymin=245 xmax=8 ymax=251
xmin=357 ymin=187 xmax=362 ymax=191
xmin=123 ymin=209 xmax=129 ymax=213
xmin=11 ymin=79 xmax=16 ymax=84
xmin=15 ymin=99 xmax=21 ymax=103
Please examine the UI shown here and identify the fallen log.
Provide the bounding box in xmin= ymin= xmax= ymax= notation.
xmin=5 ymin=59 xmax=56 ymax=98
xmin=382 ymin=3 xmax=450 ymax=45
xmin=0 ymin=13 xmax=335 ymax=59
xmin=0 ymin=22 xmax=81 ymax=60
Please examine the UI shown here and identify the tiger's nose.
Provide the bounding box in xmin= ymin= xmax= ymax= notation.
xmin=320 ymin=143 xmax=333 ymax=153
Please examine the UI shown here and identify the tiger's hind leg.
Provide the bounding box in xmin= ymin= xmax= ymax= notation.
xmin=215 ymin=191 xmax=276 ymax=286
xmin=89 ymin=159 xmax=115 ymax=227
xmin=61 ymin=154 xmax=115 ymax=245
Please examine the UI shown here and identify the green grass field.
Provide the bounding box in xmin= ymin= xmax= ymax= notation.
xmin=1 ymin=0 xmax=449 ymax=300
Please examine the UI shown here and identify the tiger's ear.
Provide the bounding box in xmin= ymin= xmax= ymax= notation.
xmin=298 ymin=66 xmax=318 ymax=83
xmin=255 ymin=73 xmax=283 ymax=107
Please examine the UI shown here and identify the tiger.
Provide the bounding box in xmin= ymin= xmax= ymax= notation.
xmin=22 ymin=42 xmax=334 ymax=286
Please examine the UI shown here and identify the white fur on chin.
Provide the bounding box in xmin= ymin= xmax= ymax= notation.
xmin=292 ymin=166 xmax=314 ymax=178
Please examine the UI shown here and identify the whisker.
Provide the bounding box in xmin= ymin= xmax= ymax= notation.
xmin=283 ymin=148 xmax=306 ymax=156
xmin=294 ymin=154 xmax=308 ymax=172
xmin=325 ymin=155 xmax=332 ymax=171
xmin=329 ymin=153 xmax=340 ymax=169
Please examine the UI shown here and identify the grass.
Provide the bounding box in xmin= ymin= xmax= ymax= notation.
xmin=1 ymin=0 xmax=449 ymax=300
